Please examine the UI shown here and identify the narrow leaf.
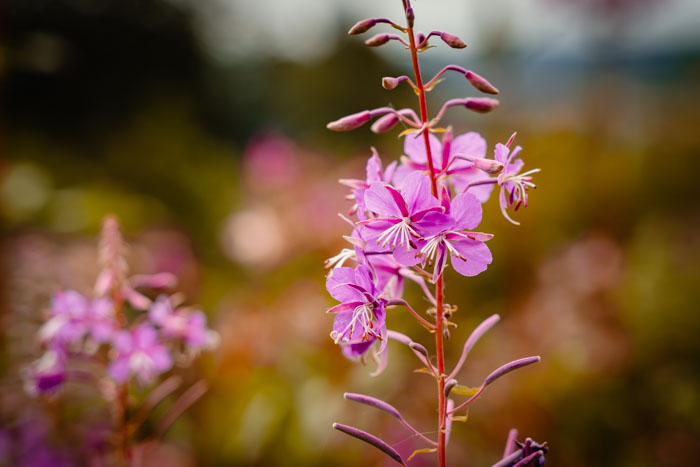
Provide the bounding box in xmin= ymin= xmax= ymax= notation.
xmin=451 ymin=385 xmax=480 ymax=397
xmin=407 ymin=447 xmax=437 ymax=462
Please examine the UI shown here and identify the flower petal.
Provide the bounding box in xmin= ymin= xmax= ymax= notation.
xmin=400 ymin=171 xmax=437 ymax=214
xmin=449 ymin=239 xmax=492 ymax=277
xmin=365 ymin=182 xmax=403 ymax=217
xmin=450 ymin=193 xmax=482 ymax=230
xmin=404 ymin=131 xmax=441 ymax=166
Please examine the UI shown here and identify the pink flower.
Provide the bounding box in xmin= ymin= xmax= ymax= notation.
xmin=109 ymin=325 xmax=172 ymax=385
xmin=361 ymin=171 xmax=451 ymax=263
xmin=495 ymin=136 xmax=540 ymax=225
xmin=148 ymin=296 xmax=216 ymax=351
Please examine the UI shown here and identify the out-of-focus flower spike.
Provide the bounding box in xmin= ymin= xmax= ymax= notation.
xmin=95 ymin=214 xmax=128 ymax=297
xmin=327 ymin=111 xmax=371 ymax=131
xmin=371 ymin=113 xmax=400 ymax=133
xmin=332 ymin=423 xmax=407 ymax=466
xmin=129 ymin=272 xmax=177 ymax=290
xmin=448 ymin=314 xmax=500 ymax=379
xmin=506 ymin=132 xmax=518 ymax=148
xmin=484 ymin=356 xmax=540 ymax=386
xmin=344 ymin=393 xmax=402 ymax=420
xmin=440 ymin=32 xmax=467 ymax=49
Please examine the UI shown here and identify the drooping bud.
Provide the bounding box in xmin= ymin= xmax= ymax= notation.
xmin=371 ymin=113 xmax=399 ymax=134
xmin=440 ymin=32 xmax=467 ymax=49
xmin=464 ymin=97 xmax=499 ymax=113
xmin=348 ymin=18 xmax=377 ymax=35
xmin=327 ymin=111 xmax=371 ymax=131
xmin=365 ymin=34 xmax=391 ymax=47
xmin=416 ymin=32 xmax=426 ymax=46
xmin=405 ymin=8 xmax=415 ymax=28
xmin=444 ymin=379 xmax=458 ymax=397
xmin=464 ymin=70 xmax=499 ymax=95
xmin=382 ymin=77 xmax=400 ymax=90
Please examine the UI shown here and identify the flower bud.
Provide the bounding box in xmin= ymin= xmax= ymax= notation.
xmin=440 ymin=32 xmax=467 ymax=49
xmin=464 ymin=97 xmax=499 ymax=113
xmin=456 ymin=154 xmax=503 ymax=174
xmin=327 ymin=111 xmax=371 ymax=131
xmin=348 ymin=18 xmax=377 ymax=35
xmin=382 ymin=77 xmax=400 ymax=90
xmin=416 ymin=32 xmax=426 ymax=46
xmin=405 ymin=8 xmax=415 ymax=28
xmin=370 ymin=113 xmax=399 ymax=134
xmin=465 ymin=70 xmax=499 ymax=95
xmin=365 ymin=34 xmax=391 ymax=47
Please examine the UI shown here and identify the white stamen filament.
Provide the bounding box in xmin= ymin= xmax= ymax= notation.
xmin=376 ymin=217 xmax=419 ymax=251
xmin=324 ymin=248 xmax=356 ymax=269
xmin=330 ymin=303 xmax=380 ymax=344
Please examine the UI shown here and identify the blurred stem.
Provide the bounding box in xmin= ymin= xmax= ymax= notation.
xmin=402 ymin=1 xmax=447 ymax=465
xmin=112 ymin=289 xmax=131 ymax=464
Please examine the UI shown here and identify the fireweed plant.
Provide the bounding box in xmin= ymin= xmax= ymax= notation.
xmin=22 ymin=215 xmax=218 ymax=463
xmin=324 ymin=2 xmax=547 ymax=466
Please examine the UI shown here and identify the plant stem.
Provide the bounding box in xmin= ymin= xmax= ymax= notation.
xmin=112 ymin=289 xmax=131 ymax=464
xmin=402 ymin=2 xmax=447 ymax=465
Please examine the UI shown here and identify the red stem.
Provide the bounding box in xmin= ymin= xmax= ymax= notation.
xmin=402 ymin=2 xmax=446 ymax=465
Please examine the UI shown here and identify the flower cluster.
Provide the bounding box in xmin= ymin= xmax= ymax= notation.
xmin=324 ymin=1 xmax=544 ymax=465
xmin=24 ymin=215 xmax=217 ymax=396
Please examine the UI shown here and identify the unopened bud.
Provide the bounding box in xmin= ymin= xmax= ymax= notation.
xmin=348 ymin=18 xmax=377 ymax=35
xmin=327 ymin=111 xmax=371 ymax=131
xmin=365 ymin=34 xmax=391 ymax=47
xmin=457 ymin=154 xmax=504 ymax=174
xmin=382 ymin=77 xmax=400 ymax=90
xmin=405 ymin=8 xmax=415 ymax=28
xmin=465 ymin=71 xmax=499 ymax=95
xmin=444 ymin=379 xmax=458 ymax=397
xmin=371 ymin=113 xmax=399 ymax=133
xmin=440 ymin=32 xmax=467 ymax=49
xmin=416 ymin=32 xmax=426 ymax=46
xmin=464 ymin=97 xmax=499 ymax=113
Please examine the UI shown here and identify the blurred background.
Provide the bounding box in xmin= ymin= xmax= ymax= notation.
xmin=1 ymin=0 xmax=699 ymax=465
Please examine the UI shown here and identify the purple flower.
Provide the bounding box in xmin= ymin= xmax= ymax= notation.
xmin=23 ymin=349 xmax=67 ymax=396
xmin=39 ymin=290 xmax=117 ymax=349
xmin=148 ymin=296 xmax=216 ymax=350
xmin=361 ymin=171 xmax=451 ymax=264
xmin=495 ymin=135 xmax=540 ymax=225
xmin=326 ymin=265 xmax=388 ymax=358
xmin=414 ymin=190 xmax=494 ymax=281
xmin=109 ymin=324 xmax=172 ymax=385
xmin=396 ymin=130 xmax=496 ymax=203
xmin=339 ymin=149 xmax=397 ymax=220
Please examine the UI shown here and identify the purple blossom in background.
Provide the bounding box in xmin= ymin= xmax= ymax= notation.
xmin=149 ymin=295 xmax=216 ymax=350
xmin=39 ymin=290 xmax=117 ymax=349
xmin=109 ymin=324 xmax=173 ymax=386
xmin=326 ymin=264 xmax=388 ymax=358
xmin=23 ymin=348 xmax=67 ymax=396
